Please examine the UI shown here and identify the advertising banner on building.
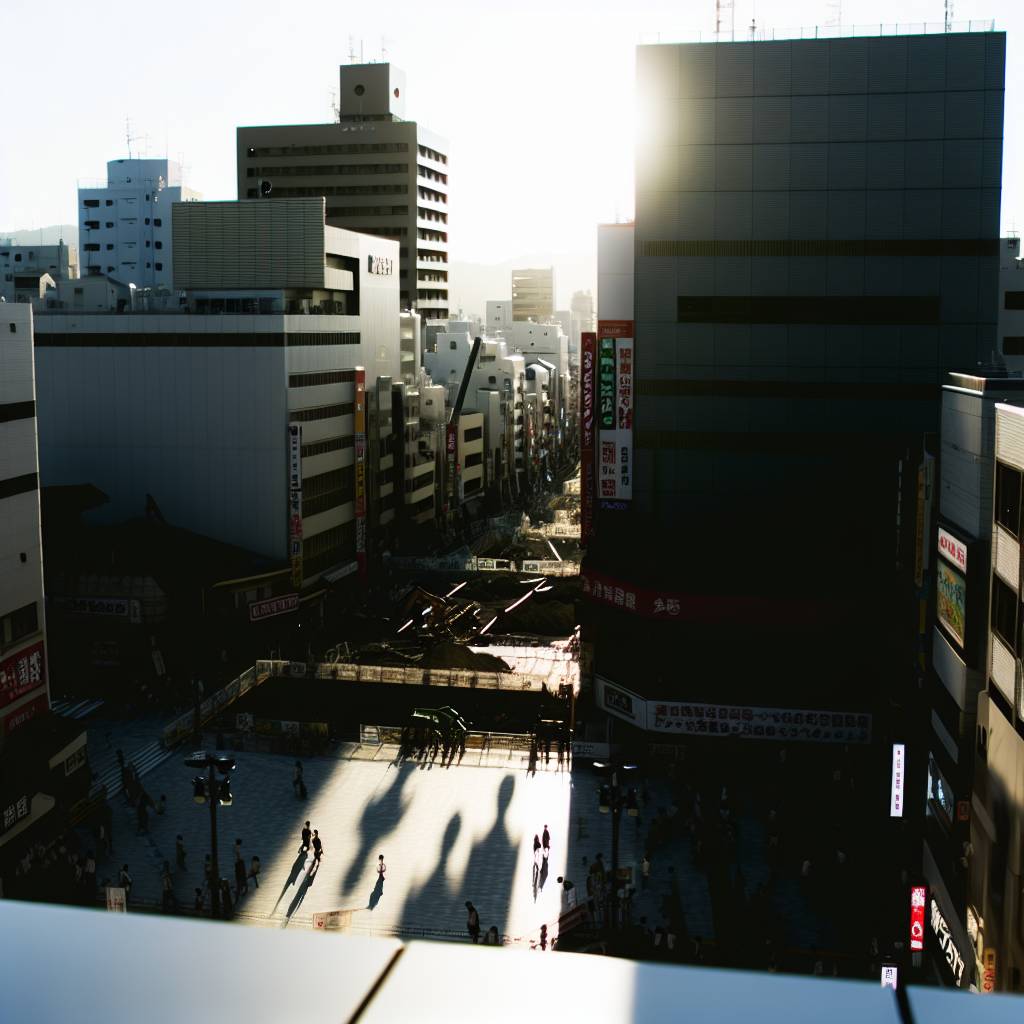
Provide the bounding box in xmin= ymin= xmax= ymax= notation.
xmin=981 ymin=948 xmax=996 ymax=993
xmin=931 ymin=897 xmax=966 ymax=986
xmin=890 ymin=743 xmax=905 ymax=817
xmin=248 ymin=594 xmax=300 ymax=623
xmin=446 ymin=423 xmax=457 ymax=509
xmin=936 ymin=559 xmax=966 ymax=647
xmin=596 ymin=321 xmax=634 ymax=502
xmin=910 ymin=885 xmax=927 ymax=951
xmin=580 ymin=332 xmax=596 ymax=545
xmin=880 ymin=965 xmax=899 ymax=990
xmin=354 ymin=368 xmax=367 ymax=583
xmin=0 ymin=640 xmax=45 ymax=708
xmin=594 ymin=675 xmax=647 ymax=729
xmin=648 ymin=699 xmax=871 ymax=744
xmin=938 ymin=527 xmax=967 ymax=573
xmin=288 ymin=424 xmax=303 ymax=589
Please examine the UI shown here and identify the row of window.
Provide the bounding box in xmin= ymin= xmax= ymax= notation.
xmin=325 ymin=205 xmax=409 ymax=217
xmin=418 ymin=187 xmax=447 ymax=204
xmin=245 ymin=143 xmax=410 ymax=158
xmin=417 ymin=208 xmax=447 ymax=224
xmin=405 ymin=470 xmax=434 ymax=493
xmin=302 ymin=520 xmax=356 ymax=576
xmin=417 ymin=145 xmax=447 ymax=165
xmin=246 ymin=163 xmax=410 ymax=178
xmin=38 ymin=332 xmax=359 ymax=349
xmin=677 ymin=295 xmax=940 ymax=325
xmin=84 ymin=241 xmax=162 ymax=252
xmin=83 ymin=217 xmax=162 ymax=229
xmin=289 ymin=369 xmax=356 ymax=388
xmin=995 ymin=462 xmax=1022 ymax=539
xmin=290 ymin=402 xmax=355 ymax=423
xmin=462 ymin=426 xmax=483 ymax=442
xmin=300 ymin=434 xmax=354 ymax=459
xmin=304 ymin=467 xmax=355 ymax=499
xmin=418 ymin=165 xmax=448 ymax=186
xmin=0 ymin=602 xmax=38 ymax=653
xmin=333 ymin=223 xmax=408 ymax=237
xmin=464 ymin=452 xmax=483 ymax=468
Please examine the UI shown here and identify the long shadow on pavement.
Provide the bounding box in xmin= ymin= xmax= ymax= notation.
xmin=393 ymin=813 xmax=462 ymax=930
xmin=281 ymin=861 xmax=319 ymax=927
xmin=271 ymin=850 xmax=311 ymax=916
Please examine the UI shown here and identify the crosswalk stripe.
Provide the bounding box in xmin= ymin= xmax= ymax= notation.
xmin=95 ymin=741 xmax=175 ymax=798
xmin=51 ymin=698 xmax=106 ymax=719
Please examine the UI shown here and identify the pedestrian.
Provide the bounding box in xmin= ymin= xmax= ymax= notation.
xmin=193 ymin=887 xmax=204 ymax=914
xmin=293 ymin=761 xmax=306 ymax=799
xmin=155 ymin=794 xmax=167 ymax=816
xmin=176 ymin=835 xmax=187 ymax=871
xmin=161 ymin=861 xmax=176 ymax=912
xmin=219 ymin=878 xmax=233 ymax=919
xmin=300 ymin=821 xmax=312 ymax=853
xmin=248 ymin=855 xmax=261 ymax=889
xmin=533 ymin=833 xmax=542 ymax=861
xmin=542 ymin=824 xmax=550 ymax=858
xmin=465 ymin=901 xmax=481 ymax=943
xmin=376 ymin=854 xmax=386 ymax=887
xmin=234 ymin=841 xmax=248 ymax=897
xmin=641 ymin=853 xmax=651 ymax=890
xmin=119 ymin=864 xmax=133 ymax=900
xmin=312 ymin=829 xmax=323 ymax=867
xmin=486 ymin=925 xmax=499 ymax=946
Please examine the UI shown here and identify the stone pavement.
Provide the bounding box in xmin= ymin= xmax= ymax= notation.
xmin=97 ymin=749 xmax=581 ymax=944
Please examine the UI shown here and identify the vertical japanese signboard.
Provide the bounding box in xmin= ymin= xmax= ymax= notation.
xmin=910 ymin=885 xmax=927 ymax=951
xmin=890 ymin=743 xmax=905 ymax=817
xmin=597 ymin=320 xmax=633 ymax=502
xmin=288 ymin=424 xmax=303 ymax=588
xmin=354 ymin=368 xmax=367 ymax=583
xmin=446 ymin=422 xmax=457 ymax=509
xmin=580 ymin=332 xmax=597 ymax=545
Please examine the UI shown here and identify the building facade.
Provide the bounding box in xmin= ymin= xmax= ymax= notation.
xmin=78 ymin=158 xmax=200 ymax=290
xmin=237 ymin=63 xmax=449 ymax=321
xmin=511 ymin=267 xmax=554 ymax=322
xmin=998 ymin=237 xmax=1024 ymax=369
xmin=35 ymin=199 xmax=400 ymax=588
xmin=0 ymin=243 xmax=78 ymax=304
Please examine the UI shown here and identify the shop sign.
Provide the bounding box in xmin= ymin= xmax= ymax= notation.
xmin=931 ymin=897 xmax=966 ymax=986
xmin=313 ymin=909 xmax=353 ymax=930
xmin=288 ymin=424 xmax=303 ymax=587
xmin=880 ymin=964 xmax=899 ymax=990
xmin=367 ymin=255 xmax=394 ymax=276
xmin=596 ymin=326 xmax=633 ymax=502
xmin=0 ymin=794 xmax=30 ymax=836
xmin=649 ymin=700 xmax=870 ymax=744
xmin=981 ymin=948 xmax=996 ymax=994
xmin=64 ymin=745 xmax=87 ymax=777
xmin=248 ymin=594 xmax=299 ymax=623
xmin=936 ymin=559 xmax=965 ymax=647
xmin=105 ymin=887 xmax=127 ymax=912
xmin=5 ymin=694 xmax=48 ymax=735
xmin=58 ymin=596 xmax=135 ymax=618
xmin=595 ymin=676 xmax=646 ymax=728
xmin=570 ymin=741 xmax=612 ymax=759
xmin=938 ymin=528 xmax=967 ymax=573
xmin=0 ymin=640 xmax=45 ymax=708
xmin=890 ymin=743 xmax=905 ymax=817
xmin=910 ymin=885 xmax=927 ymax=951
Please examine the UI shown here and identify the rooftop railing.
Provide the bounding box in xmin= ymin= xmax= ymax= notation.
xmin=639 ymin=20 xmax=997 ymax=44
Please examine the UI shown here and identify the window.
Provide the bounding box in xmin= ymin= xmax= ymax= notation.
xmin=289 ymin=403 xmax=354 ymax=423
xmin=154 ymin=218 xmax=162 ymax=227
xmin=74 ymin=287 xmax=83 ymax=295
xmin=144 ymin=218 xmax=150 ymax=225
xmin=1005 ymin=292 xmax=1024 ymax=311
xmin=8 ymin=323 xmax=16 ymax=333
xmin=146 ymin=263 xmax=151 ymax=269
xmin=84 ymin=220 xmax=100 ymax=230
xmin=155 ymin=262 xmax=163 ymax=271
xmin=83 ymin=198 xmax=100 ymax=208
xmin=288 ymin=369 xmax=356 ymax=388
xmin=84 ymin=244 xmax=100 ymax=252
xmin=154 ymin=241 xmax=162 ymax=250
xmin=488 ymin=376 xmax=496 ymax=384
xmin=449 ymin=340 xmax=457 ymax=350
xmin=105 ymin=199 xmax=113 ymax=206
xmin=992 ymin=576 xmax=1017 ymax=649
xmin=465 ymin=452 xmax=482 ymax=468
xmin=301 ymin=435 xmax=354 ymax=459
xmin=107 ymin=266 xmax=114 ymax=272
xmin=463 ymin=426 xmax=483 ymax=442
xmin=106 ymin=244 xmax=114 ymax=251
xmin=105 ymin=222 xmax=114 ymax=228
xmin=1 ymin=602 xmax=38 ymax=651
xmin=145 ymin=193 xmax=150 ymax=201
xmin=145 ymin=241 xmax=150 ymax=248
xmin=996 ymin=462 xmax=1022 ymax=538
xmin=1004 ymin=337 xmax=1024 ymax=355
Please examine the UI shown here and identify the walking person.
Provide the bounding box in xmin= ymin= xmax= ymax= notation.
xmin=175 ymin=835 xmax=187 ymax=871
xmin=118 ymin=864 xmax=133 ymax=901
xmin=161 ymin=860 xmax=176 ymax=912
xmin=376 ymin=854 xmax=386 ymax=887
xmin=234 ymin=840 xmax=248 ymax=898
xmin=311 ymin=829 xmax=324 ymax=868
xmin=193 ymin=887 xmax=204 ymax=914
xmin=293 ymin=761 xmax=306 ymax=799
xmin=465 ymin=901 xmax=481 ymax=943
xmin=533 ymin=833 xmax=542 ymax=862
xmin=300 ymin=821 xmax=312 ymax=854
xmin=542 ymin=824 xmax=550 ymax=859
xmin=248 ymin=855 xmax=261 ymax=890
xmin=219 ymin=878 xmax=233 ymax=919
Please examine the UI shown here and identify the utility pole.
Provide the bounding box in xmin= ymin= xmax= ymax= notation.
xmin=185 ymin=751 xmax=236 ymax=919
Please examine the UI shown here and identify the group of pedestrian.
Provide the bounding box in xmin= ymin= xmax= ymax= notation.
xmin=532 ymin=825 xmax=551 ymax=861
xmin=464 ymin=901 xmax=499 ymax=945
xmin=299 ymin=820 xmax=324 ymax=869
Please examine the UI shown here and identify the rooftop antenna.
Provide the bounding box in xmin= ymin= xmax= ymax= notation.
xmin=381 ymin=36 xmax=388 ymax=62
xmin=715 ymin=0 xmax=734 ymax=38
xmin=348 ymin=36 xmax=357 ymax=64
xmin=125 ymin=117 xmax=140 ymax=160
xmin=944 ymin=0 xmax=953 ymax=31
xmin=825 ymin=0 xmax=841 ymax=28
xmin=331 ymin=90 xmax=340 ymax=121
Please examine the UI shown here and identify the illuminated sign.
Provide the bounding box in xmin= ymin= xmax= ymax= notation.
xmin=0 ymin=640 xmax=45 ymax=708
xmin=931 ymin=897 xmax=966 ymax=986
xmin=890 ymin=743 xmax=905 ymax=817
xmin=938 ymin=527 xmax=967 ymax=573
xmin=981 ymin=948 xmax=996 ymax=994
xmin=910 ymin=885 xmax=927 ymax=951
xmin=936 ymin=559 xmax=965 ymax=647
xmin=880 ymin=965 xmax=898 ymax=990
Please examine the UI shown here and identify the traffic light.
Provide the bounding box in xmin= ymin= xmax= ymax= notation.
xmin=626 ymin=788 xmax=638 ymax=817
xmin=218 ymin=778 xmax=233 ymax=807
xmin=599 ymin=785 xmax=611 ymax=813
xmin=192 ymin=776 xmax=207 ymax=804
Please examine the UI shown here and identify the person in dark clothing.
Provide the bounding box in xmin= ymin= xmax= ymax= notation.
xmin=311 ymin=830 xmax=323 ymax=867
xmin=533 ymin=834 xmax=542 ymax=861
xmin=234 ymin=851 xmax=248 ymax=898
xmin=175 ymin=835 xmax=187 ymax=871
xmin=219 ymin=878 xmax=233 ymax=919
xmin=465 ymin=901 xmax=481 ymax=943
xmin=300 ymin=821 xmax=312 ymax=853
xmin=193 ymin=887 xmax=204 ymax=913
xmin=542 ymin=825 xmax=551 ymax=858
xmin=293 ymin=761 xmax=306 ymax=798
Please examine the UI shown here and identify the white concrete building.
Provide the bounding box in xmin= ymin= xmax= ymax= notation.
xmin=486 ymin=300 xmax=513 ymax=334
xmin=0 ymin=305 xmax=49 ymax=736
xmin=998 ymin=237 xmax=1024 ymax=370
xmin=35 ymin=199 xmax=399 ymax=586
xmin=511 ymin=267 xmax=554 ymax=322
xmin=0 ymin=242 xmax=78 ymax=303
xmin=456 ymin=411 xmax=484 ymax=503
xmin=78 ymin=158 xmax=201 ymax=291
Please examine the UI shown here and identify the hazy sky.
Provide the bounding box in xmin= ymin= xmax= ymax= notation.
xmin=2 ymin=0 xmax=1022 ymax=307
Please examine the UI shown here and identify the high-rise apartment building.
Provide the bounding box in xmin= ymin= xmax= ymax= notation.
xmin=237 ymin=63 xmax=449 ymax=321
xmin=78 ymin=158 xmax=200 ymax=290
xmin=511 ymin=268 xmax=554 ymax=322
xmin=586 ymin=31 xmax=1005 ymax=711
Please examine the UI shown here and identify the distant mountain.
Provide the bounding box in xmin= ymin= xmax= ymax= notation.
xmin=0 ymin=225 xmax=78 ymax=247
xmin=448 ymin=251 xmax=596 ymax=320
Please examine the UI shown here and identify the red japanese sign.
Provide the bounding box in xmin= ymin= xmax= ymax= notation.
xmin=4 ymin=693 xmax=49 ymax=736
xmin=0 ymin=641 xmax=46 ymax=708
xmin=910 ymin=885 xmax=927 ymax=951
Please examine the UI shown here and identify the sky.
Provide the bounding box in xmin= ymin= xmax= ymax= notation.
xmin=2 ymin=0 xmax=1022 ymax=309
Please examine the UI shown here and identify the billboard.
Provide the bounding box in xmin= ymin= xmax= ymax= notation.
xmin=597 ymin=320 xmax=634 ymax=502
xmin=594 ymin=675 xmax=647 ymax=729
xmin=938 ymin=527 xmax=967 ymax=573
xmin=890 ymin=743 xmax=905 ymax=817
xmin=0 ymin=640 xmax=45 ymax=708
xmin=936 ymin=559 xmax=965 ymax=647
xmin=288 ymin=424 xmax=303 ymax=588
xmin=580 ymin=332 xmax=597 ymax=545
xmin=355 ymin=368 xmax=367 ymax=583
xmin=909 ymin=885 xmax=926 ymax=952
xmin=248 ymin=594 xmax=299 ymax=623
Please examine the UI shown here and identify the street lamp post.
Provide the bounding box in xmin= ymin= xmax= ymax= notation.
xmin=184 ymin=751 xmax=235 ymax=919
xmin=595 ymin=760 xmax=637 ymax=930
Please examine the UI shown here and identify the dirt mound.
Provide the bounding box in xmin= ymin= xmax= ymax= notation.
xmin=419 ymin=642 xmax=511 ymax=673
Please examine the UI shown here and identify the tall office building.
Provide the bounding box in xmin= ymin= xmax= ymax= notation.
xmin=237 ymin=63 xmax=449 ymax=320
xmin=586 ymin=31 xmax=1005 ymax=711
xmin=78 ymin=158 xmax=201 ymax=290
xmin=511 ymin=267 xmax=554 ymax=322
